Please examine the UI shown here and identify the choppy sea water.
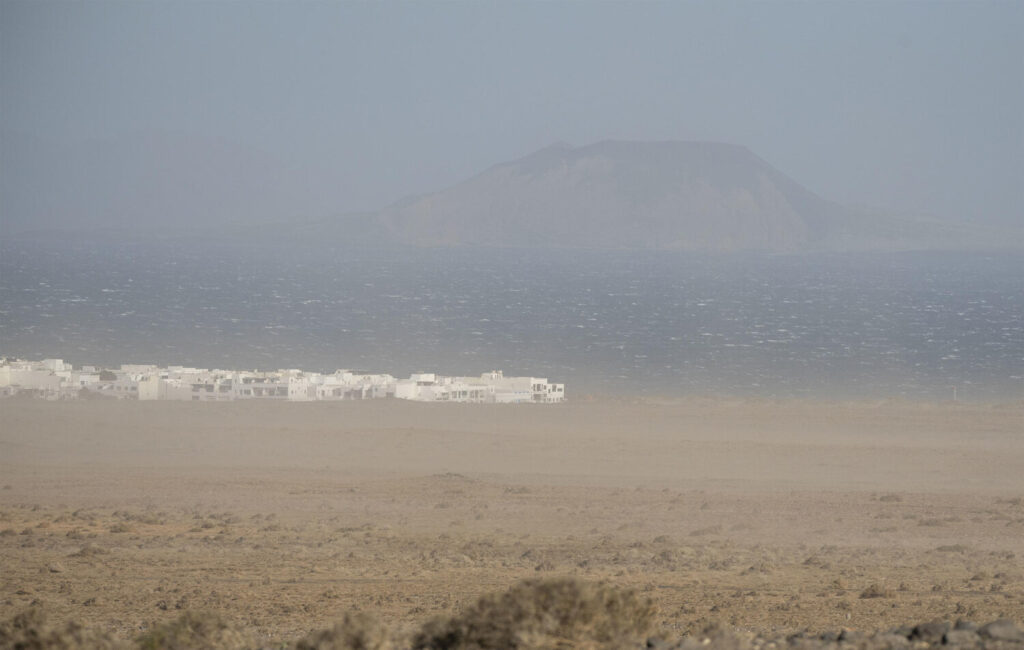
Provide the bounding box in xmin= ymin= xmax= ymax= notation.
xmin=0 ymin=240 xmax=1021 ymax=400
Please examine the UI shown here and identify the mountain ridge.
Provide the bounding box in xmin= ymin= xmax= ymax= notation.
xmin=373 ymin=139 xmax=1017 ymax=252
xmin=2 ymin=134 xmax=1017 ymax=252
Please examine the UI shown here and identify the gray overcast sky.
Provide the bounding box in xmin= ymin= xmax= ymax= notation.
xmin=2 ymin=1 xmax=1022 ymax=227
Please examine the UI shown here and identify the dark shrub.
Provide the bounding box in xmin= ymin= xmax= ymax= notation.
xmin=136 ymin=611 xmax=256 ymax=650
xmin=0 ymin=608 xmax=127 ymax=649
xmin=294 ymin=611 xmax=393 ymax=650
xmin=412 ymin=577 xmax=656 ymax=649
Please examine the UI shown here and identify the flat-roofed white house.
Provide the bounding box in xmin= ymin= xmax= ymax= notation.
xmin=138 ymin=374 xmax=194 ymax=401
xmin=394 ymin=370 xmax=565 ymax=403
xmin=0 ymin=359 xmax=64 ymax=398
xmin=233 ymin=372 xmax=289 ymax=399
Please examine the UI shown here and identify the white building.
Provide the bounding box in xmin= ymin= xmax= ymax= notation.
xmin=1 ymin=359 xmax=563 ymax=404
xmin=314 ymin=370 xmax=396 ymax=400
xmin=0 ymin=359 xmax=65 ymax=398
xmin=394 ymin=370 xmax=564 ymax=403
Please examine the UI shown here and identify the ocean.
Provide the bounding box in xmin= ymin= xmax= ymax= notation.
xmin=1 ymin=240 xmax=1021 ymax=401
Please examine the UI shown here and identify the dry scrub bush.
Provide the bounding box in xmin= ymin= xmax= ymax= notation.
xmin=859 ymin=584 xmax=895 ymax=599
xmin=136 ymin=611 xmax=258 ymax=650
xmin=0 ymin=608 xmax=128 ymax=650
xmin=412 ymin=577 xmax=656 ymax=650
xmin=294 ymin=611 xmax=393 ymax=650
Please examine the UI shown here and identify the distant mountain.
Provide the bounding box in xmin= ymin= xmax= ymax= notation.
xmin=3 ymin=134 xmax=1016 ymax=251
xmin=374 ymin=140 xmax=1015 ymax=252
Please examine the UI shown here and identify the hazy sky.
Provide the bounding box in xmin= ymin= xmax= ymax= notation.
xmin=2 ymin=1 xmax=1022 ymax=227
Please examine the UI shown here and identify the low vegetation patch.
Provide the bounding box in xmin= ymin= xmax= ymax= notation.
xmin=2 ymin=579 xmax=655 ymax=649
xmin=412 ymin=577 xmax=656 ymax=649
xmin=859 ymin=583 xmax=895 ymax=599
xmin=136 ymin=610 xmax=259 ymax=650
xmin=294 ymin=611 xmax=394 ymax=650
xmin=0 ymin=607 xmax=127 ymax=649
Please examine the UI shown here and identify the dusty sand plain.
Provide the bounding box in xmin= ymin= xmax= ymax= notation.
xmin=1 ymin=397 xmax=1023 ymax=644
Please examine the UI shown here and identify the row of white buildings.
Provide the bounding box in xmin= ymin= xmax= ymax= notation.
xmin=0 ymin=358 xmax=566 ymax=404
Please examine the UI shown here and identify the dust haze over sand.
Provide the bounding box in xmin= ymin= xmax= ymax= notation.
xmin=2 ymin=398 xmax=1023 ymax=644
xmin=3 ymin=398 xmax=1022 ymax=493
